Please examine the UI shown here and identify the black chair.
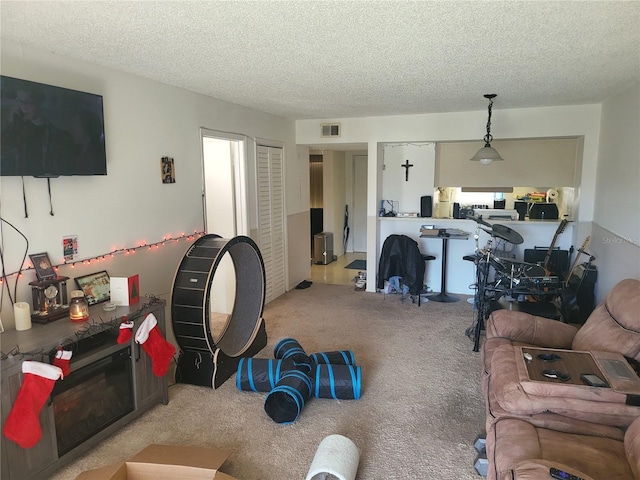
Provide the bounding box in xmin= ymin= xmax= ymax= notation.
xmin=377 ymin=234 xmax=426 ymax=304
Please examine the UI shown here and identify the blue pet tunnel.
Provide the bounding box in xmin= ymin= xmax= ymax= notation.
xmin=236 ymin=357 xmax=296 ymax=392
xmin=273 ymin=337 xmax=313 ymax=373
xmin=264 ymin=369 xmax=313 ymax=424
xmin=313 ymin=364 xmax=362 ymax=400
xmin=310 ymin=350 xmax=356 ymax=366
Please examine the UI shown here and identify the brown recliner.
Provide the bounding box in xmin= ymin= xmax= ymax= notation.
xmin=487 ymin=413 xmax=640 ymax=480
xmin=481 ymin=278 xmax=640 ymax=479
xmin=482 ymin=278 xmax=640 ymax=428
xmin=485 ymin=278 xmax=640 ymax=365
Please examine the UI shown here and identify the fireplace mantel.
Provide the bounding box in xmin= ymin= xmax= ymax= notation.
xmin=1 ymin=298 xmax=168 ymax=480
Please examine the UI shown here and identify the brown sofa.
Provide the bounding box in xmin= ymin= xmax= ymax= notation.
xmin=487 ymin=414 xmax=640 ymax=480
xmin=481 ymin=278 xmax=640 ymax=479
xmin=483 ymin=278 xmax=640 ymax=427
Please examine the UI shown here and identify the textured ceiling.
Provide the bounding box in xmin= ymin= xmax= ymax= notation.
xmin=1 ymin=1 xmax=639 ymax=119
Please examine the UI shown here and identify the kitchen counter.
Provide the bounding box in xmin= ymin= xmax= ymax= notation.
xmin=378 ymin=217 xmax=574 ymax=295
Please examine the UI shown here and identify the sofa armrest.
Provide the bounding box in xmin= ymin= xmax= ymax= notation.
xmin=504 ymin=460 xmax=595 ymax=480
xmin=624 ymin=415 xmax=640 ymax=479
xmin=487 ymin=309 xmax=577 ymax=348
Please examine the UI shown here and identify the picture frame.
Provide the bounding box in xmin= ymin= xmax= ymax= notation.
xmin=29 ymin=252 xmax=56 ymax=281
xmin=74 ymin=270 xmax=111 ymax=306
xmin=161 ymin=156 xmax=175 ymax=183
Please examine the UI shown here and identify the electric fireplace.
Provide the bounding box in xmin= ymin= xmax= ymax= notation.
xmin=51 ymin=346 xmax=134 ymax=456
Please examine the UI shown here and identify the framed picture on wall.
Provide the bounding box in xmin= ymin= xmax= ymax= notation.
xmin=29 ymin=252 xmax=56 ymax=281
xmin=161 ymin=156 xmax=175 ymax=183
xmin=74 ymin=270 xmax=111 ymax=305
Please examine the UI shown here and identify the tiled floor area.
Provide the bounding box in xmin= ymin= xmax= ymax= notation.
xmin=309 ymin=252 xmax=367 ymax=286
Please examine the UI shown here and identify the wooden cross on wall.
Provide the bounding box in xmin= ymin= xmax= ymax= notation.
xmin=402 ymin=159 xmax=414 ymax=181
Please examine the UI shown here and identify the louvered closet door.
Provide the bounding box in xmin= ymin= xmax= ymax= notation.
xmin=257 ymin=145 xmax=285 ymax=303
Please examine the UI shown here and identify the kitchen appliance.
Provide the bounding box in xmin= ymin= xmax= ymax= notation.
xmin=420 ymin=196 xmax=432 ymax=218
xmin=529 ymin=203 xmax=559 ymax=220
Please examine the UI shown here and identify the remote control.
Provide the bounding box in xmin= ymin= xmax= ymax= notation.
xmin=550 ymin=467 xmax=585 ymax=480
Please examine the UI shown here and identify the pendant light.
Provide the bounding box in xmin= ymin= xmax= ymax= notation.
xmin=470 ymin=94 xmax=504 ymax=165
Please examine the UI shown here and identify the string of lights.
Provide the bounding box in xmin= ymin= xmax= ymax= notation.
xmin=0 ymin=295 xmax=164 ymax=363
xmin=0 ymin=231 xmax=205 ymax=282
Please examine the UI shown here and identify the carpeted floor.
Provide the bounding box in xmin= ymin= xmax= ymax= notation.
xmin=344 ymin=259 xmax=366 ymax=270
xmin=50 ymin=283 xmax=484 ymax=480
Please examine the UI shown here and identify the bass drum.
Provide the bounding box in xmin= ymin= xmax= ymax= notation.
xmin=522 ymin=263 xmax=546 ymax=279
xmin=498 ymin=259 xmax=545 ymax=280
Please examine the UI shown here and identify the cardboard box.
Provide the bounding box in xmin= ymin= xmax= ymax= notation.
xmin=75 ymin=444 xmax=236 ymax=480
xmin=110 ymin=274 xmax=140 ymax=306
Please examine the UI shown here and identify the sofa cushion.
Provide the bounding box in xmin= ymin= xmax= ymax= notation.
xmin=625 ymin=415 xmax=640 ymax=479
xmin=482 ymin=336 xmax=512 ymax=380
xmin=487 ymin=309 xmax=577 ymax=348
xmin=490 ymin=418 xmax=632 ymax=480
xmin=572 ymin=279 xmax=640 ymax=359
xmin=504 ymin=460 xmax=595 ymax=480
xmin=489 ymin=343 xmax=639 ymax=427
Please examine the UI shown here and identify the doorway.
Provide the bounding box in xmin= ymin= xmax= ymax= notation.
xmin=309 ymin=151 xmax=367 ymax=286
xmin=201 ymin=129 xmax=248 ymax=332
xmin=257 ymin=144 xmax=286 ymax=303
xmin=201 ymin=130 xmax=248 ymax=237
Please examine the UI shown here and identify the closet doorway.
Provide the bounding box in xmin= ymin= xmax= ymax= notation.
xmin=257 ymin=144 xmax=286 ymax=303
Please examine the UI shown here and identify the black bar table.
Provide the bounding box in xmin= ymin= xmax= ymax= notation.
xmin=423 ymin=233 xmax=469 ymax=303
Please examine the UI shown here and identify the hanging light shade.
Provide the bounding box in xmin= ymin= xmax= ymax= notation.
xmin=470 ymin=94 xmax=504 ymax=165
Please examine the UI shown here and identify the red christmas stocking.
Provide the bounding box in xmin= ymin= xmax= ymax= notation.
xmin=117 ymin=318 xmax=135 ymax=344
xmin=3 ymin=361 xmax=63 ymax=448
xmin=53 ymin=348 xmax=72 ymax=376
xmin=135 ymin=313 xmax=175 ymax=377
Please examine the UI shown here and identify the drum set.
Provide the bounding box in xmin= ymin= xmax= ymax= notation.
xmin=466 ymin=216 xmax=562 ymax=352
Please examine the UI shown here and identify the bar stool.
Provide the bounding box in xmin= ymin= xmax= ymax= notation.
xmin=418 ymin=253 xmax=436 ymax=306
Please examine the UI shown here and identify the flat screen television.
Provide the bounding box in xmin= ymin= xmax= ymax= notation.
xmin=0 ymin=75 xmax=107 ymax=177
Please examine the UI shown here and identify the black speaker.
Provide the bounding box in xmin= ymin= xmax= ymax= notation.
xmin=420 ymin=196 xmax=432 ymax=218
xmin=452 ymin=202 xmax=460 ymax=219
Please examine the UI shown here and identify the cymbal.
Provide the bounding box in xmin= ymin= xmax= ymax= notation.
xmin=473 ymin=215 xmax=524 ymax=244
xmin=491 ymin=224 xmax=524 ymax=245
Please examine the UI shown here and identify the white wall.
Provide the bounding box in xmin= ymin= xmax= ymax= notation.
xmin=436 ymin=138 xmax=577 ymax=187
xmin=0 ymin=40 xmax=302 ymax=329
xmin=297 ymin=104 xmax=602 ymax=291
xmin=591 ymin=82 xmax=640 ymax=300
xmin=382 ymin=143 xmax=435 ymax=213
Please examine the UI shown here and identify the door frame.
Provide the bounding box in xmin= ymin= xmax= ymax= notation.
xmin=200 ymin=128 xmax=249 ymax=236
xmin=351 ymin=154 xmax=368 ymax=253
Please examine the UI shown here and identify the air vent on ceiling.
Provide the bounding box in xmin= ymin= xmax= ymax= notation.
xmin=321 ymin=123 xmax=341 ymax=138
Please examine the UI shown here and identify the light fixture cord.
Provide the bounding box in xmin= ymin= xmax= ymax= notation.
xmin=484 ymin=98 xmax=494 ymax=146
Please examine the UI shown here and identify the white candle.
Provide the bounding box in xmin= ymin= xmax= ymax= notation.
xmin=14 ymin=302 xmax=32 ymax=331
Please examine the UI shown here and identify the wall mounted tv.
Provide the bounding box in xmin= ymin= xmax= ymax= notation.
xmin=0 ymin=76 xmax=107 ymax=177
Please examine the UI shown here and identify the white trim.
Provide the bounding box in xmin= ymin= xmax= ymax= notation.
xmin=22 ymin=361 xmax=63 ymax=380
xmin=55 ymin=350 xmax=72 ymax=360
xmin=135 ymin=313 xmax=157 ymax=344
xmin=120 ymin=321 xmax=134 ymax=330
